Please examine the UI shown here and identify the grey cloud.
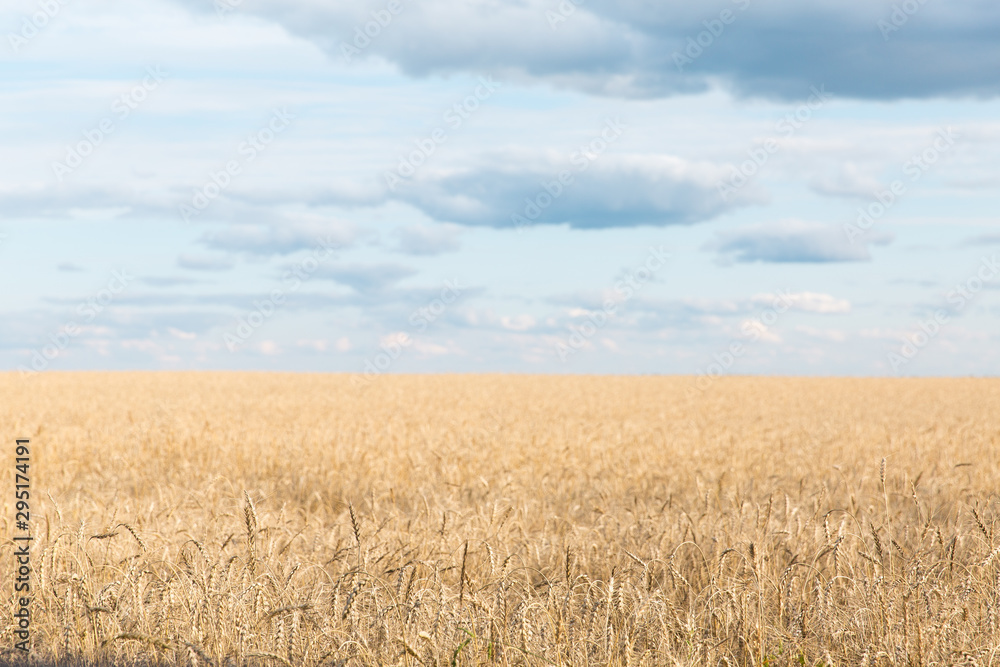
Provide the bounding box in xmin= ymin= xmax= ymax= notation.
xmin=177 ymin=254 xmax=234 ymax=271
xmin=391 ymin=153 xmax=757 ymax=229
xmin=0 ymin=184 xmax=170 ymax=221
xmin=962 ymin=232 xmax=1000 ymax=246
xmin=1 ymin=146 xmax=751 ymax=235
xmin=808 ymin=163 xmax=885 ymax=200
xmin=200 ymin=221 xmax=360 ymax=256
xmin=391 ymin=224 xmax=462 ymax=256
xmin=141 ymin=276 xmax=206 ymax=287
xmin=705 ymin=220 xmax=893 ymax=263
xmin=174 ymin=0 xmax=1000 ymax=102
xmin=314 ymin=263 xmax=418 ymax=293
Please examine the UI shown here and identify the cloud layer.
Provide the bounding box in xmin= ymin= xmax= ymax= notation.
xmin=391 ymin=152 xmax=758 ymax=229
xmin=706 ymin=220 xmax=893 ymax=263
xmin=177 ymin=0 xmax=1000 ymax=101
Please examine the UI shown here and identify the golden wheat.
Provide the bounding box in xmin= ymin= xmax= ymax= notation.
xmin=1 ymin=373 xmax=999 ymax=666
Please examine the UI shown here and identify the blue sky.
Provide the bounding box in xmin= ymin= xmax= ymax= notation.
xmin=2 ymin=0 xmax=998 ymax=377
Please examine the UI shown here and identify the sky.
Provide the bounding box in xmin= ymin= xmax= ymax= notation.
xmin=2 ymin=0 xmax=999 ymax=379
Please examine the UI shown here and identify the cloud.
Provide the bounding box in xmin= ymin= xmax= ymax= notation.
xmin=962 ymin=232 xmax=1000 ymax=246
xmin=314 ymin=262 xmax=418 ymax=293
xmin=752 ymin=291 xmax=851 ymax=314
xmin=257 ymin=340 xmax=281 ymax=355
xmin=172 ymin=0 xmax=1000 ymax=101
xmin=167 ymin=327 xmax=198 ymax=340
xmin=795 ymin=325 xmax=847 ymax=342
xmin=706 ymin=220 xmax=892 ymax=263
xmin=201 ymin=220 xmax=359 ymax=256
xmin=392 ymin=153 xmax=758 ymax=229
xmin=546 ymin=290 xmax=851 ymax=338
xmin=296 ymin=337 xmax=353 ymax=353
xmin=391 ymin=223 xmax=462 ymax=256
xmin=57 ymin=262 xmax=85 ymax=272
xmin=141 ymin=276 xmax=205 ymax=287
xmin=0 ymin=306 xmax=235 ymax=360
xmin=808 ymin=163 xmax=884 ymax=200
xmin=177 ymin=254 xmax=234 ymax=271
xmin=0 ymin=183 xmax=166 ymax=222
xmin=500 ymin=314 xmax=537 ymax=331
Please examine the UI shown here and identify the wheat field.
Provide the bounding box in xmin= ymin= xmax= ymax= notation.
xmin=1 ymin=373 xmax=998 ymax=666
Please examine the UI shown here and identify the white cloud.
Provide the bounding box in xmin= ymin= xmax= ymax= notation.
xmin=739 ymin=319 xmax=782 ymax=344
xmin=708 ymin=220 xmax=892 ymax=264
xmin=501 ymin=314 xmax=536 ymax=331
xmin=751 ymin=291 xmax=852 ymax=315
xmin=168 ymin=327 xmax=197 ymax=340
xmin=391 ymin=223 xmax=462 ymax=256
xmin=379 ymin=332 xmax=411 ymax=349
xmin=177 ymin=253 xmax=234 ymax=271
xmin=795 ymin=325 xmax=847 ymax=342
